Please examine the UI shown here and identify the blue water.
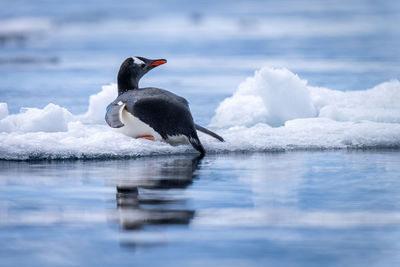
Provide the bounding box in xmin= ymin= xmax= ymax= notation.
xmin=1 ymin=151 xmax=400 ymax=266
xmin=1 ymin=0 xmax=400 ymax=266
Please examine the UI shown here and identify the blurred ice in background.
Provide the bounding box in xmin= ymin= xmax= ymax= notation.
xmin=0 ymin=0 xmax=399 ymax=119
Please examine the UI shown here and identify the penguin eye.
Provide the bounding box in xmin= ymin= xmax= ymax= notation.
xmin=141 ymin=64 xmax=145 ymax=68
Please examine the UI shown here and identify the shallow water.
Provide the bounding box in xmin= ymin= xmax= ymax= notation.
xmin=1 ymin=151 xmax=400 ymax=266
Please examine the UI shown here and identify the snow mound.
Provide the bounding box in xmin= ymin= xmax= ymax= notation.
xmin=0 ymin=103 xmax=73 ymax=133
xmin=211 ymin=67 xmax=316 ymax=128
xmin=310 ymin=80 xmax=400 ymax=123
xmin=211 ymin=67 xmax=400 ymax=128
xmin=0 ymin=119 xmax=399 ymax=160
xmin=77 ymin=84 xmax=117 ymax=124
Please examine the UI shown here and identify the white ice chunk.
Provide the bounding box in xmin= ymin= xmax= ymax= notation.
xmin=210 ymin=67 xmax=316 ymax=128
xmin=211 ymin=67 xmax=400 ymax=128
xmin=310 ymin=80 xmax=400 ymax=123
xmin=77 ymin=83 xmax=117 ymax=124
xmin=0 ymin=103 xmax=73 ymax=133
xmin=1 ymin=118 xmax=399 ymax=160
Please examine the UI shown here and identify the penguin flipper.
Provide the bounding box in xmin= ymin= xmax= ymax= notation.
xmin=105 ymin=103 xmax=125 ymax=128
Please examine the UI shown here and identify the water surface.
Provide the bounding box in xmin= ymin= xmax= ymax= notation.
xmin=1 ymin=151 xmax=399 ymax=266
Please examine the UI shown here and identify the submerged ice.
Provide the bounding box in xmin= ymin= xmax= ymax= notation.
xmin=1 ymin=67 xmax=399 ymax=160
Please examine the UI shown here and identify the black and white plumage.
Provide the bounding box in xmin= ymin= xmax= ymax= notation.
xmin=105 ymin=56 xmax=224 ymax=156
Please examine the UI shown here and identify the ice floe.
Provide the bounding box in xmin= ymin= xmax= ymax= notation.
xmin=1 ymin=67 xmax=399 ymax=160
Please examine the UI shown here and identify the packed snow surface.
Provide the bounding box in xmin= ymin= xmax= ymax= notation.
xmin=1 ymin=67 xmax=399 ymax=160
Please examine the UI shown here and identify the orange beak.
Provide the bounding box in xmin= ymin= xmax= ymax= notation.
xmin=150 ymin=59 xmax=167 ymax=66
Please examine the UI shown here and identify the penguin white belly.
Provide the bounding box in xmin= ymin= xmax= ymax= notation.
xmin=115 ymin=108 xmax=162 ymax=140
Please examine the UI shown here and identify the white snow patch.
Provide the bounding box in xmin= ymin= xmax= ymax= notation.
xmin=0 ymin=118 xmax=399 ymax=160
xmin=76 ymin=83 xmax=117 ymax=124
xmin=310 ymin=80 xmax=400 ymax=123
xmin=1 ymin=67 xmax=400 ymax=160
xmin=211 ymin=67 xmax=316 ymax=127
xmin=211 ymin=67 xmax=400 ymax=127
xmin=0 ymin=122 xmax=191 ymax=160
xmin=0 ymin=103 xmax=73 ymax=133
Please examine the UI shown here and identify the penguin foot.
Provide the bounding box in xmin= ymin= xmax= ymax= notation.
xmin=137 ymin=135 xmax=155 ymax=141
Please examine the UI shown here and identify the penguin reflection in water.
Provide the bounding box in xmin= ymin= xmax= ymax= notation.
xmin=114 ymin=155 xmax=201 ymax=231
xmin=105 ymin=57 xmax=224 ymax=157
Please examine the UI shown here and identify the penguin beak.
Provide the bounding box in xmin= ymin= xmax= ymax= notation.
xmin=150 ymin=59 xmax=167 ymax=67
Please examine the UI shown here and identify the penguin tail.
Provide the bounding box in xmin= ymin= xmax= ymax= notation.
xmin=189 ymin=136 xmax=205 ymax=158
xmin=195 ymin=124 xmax=224 ymax=142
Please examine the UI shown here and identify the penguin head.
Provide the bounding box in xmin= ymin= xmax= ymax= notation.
xmin=117 ymin=56 xmax=167 ymax=94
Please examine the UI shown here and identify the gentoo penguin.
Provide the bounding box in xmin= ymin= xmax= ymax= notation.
xmin=105 ymin=56 xmax=224 ymax=156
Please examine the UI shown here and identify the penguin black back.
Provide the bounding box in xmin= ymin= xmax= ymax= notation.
xmin=106 ymin=56 xmax=224 ymax=157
